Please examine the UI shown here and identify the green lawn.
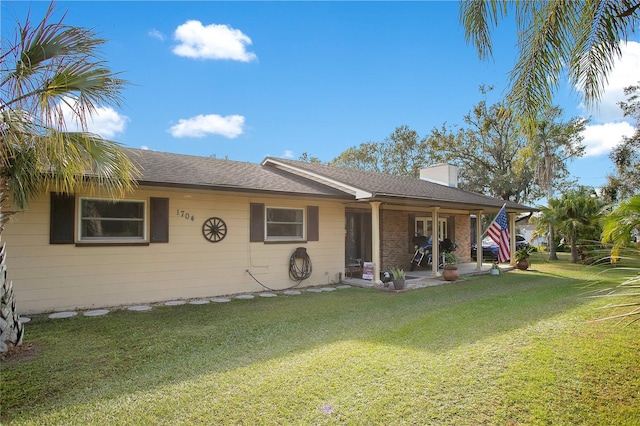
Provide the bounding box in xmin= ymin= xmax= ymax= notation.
xmin=1 ymin=254 xmax=639 ymax=425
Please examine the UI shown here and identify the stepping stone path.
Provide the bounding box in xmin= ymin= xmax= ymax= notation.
xmin=37 ymin=284 xmax=360 ymax=319
xmin=235 ymin=294 xmax=254 ymax=300
xmin=128 ymin=305 xmax=152 ymax=312
xmin=49 ymin=311 xmax=77 ymax=319
xmin=84 ymin=309 xmax=109 ymax=317
xmin=18 ymin=317 xmax=31 ymax=324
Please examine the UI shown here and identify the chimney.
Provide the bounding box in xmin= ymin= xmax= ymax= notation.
xmin=419 ymin=164 xmax=458 ymax=188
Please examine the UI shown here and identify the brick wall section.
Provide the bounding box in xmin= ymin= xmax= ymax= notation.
xmin=381 ymin=210 xmax=472 ymax=270
xmin=453 ymin=214 xmax=471 ymax=262
xmin=381 ymin=209 xmax=411 ymax=271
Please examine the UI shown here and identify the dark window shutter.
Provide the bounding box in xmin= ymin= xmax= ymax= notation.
xmin=307 ymin=206 xmax=319 ymax=241
xmin=50 ymin=192 xmax=75 ymax=244
xmin=408 ymin=213 xmax=415 ymax=254
xmin=150 ymin=197 xmax=169 ymax=243
xmin=250 ymin=203 xmax=264 ymax=242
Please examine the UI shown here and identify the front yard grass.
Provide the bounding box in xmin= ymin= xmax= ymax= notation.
xmin=1 ymin=254 xmax=639 ymax=425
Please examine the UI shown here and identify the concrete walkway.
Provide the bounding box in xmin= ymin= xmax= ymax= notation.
xmin=342 ymin=262 xmax=513 ymax=290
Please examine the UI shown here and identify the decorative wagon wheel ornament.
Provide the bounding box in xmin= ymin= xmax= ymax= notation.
xmin=202 ymin=217 xmax=227 ymax=242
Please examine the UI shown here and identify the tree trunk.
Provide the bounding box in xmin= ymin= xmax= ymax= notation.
xmin=548 ymin=224 xmax=558 ymax=260
xmin=570 ymin=235 xmax=579 ymax=264
xmin=0 ymin=191 xmax=24 ymax=353
xmin=547 ymin=173 xmax=558 ymax=260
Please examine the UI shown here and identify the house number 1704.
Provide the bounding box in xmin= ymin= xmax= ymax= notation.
xmin=177 ymin=209 xmax=195 ymax=221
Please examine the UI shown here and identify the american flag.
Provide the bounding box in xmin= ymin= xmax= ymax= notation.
xmin=486 ymin=205 xmax=510 ymax=263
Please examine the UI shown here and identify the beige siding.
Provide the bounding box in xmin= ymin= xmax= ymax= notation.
xmin=4 ymin=188 xmax=346 ymax=314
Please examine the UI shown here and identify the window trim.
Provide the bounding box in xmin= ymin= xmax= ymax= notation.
xmin=265 ymin=206 xmax=305 ymax=241
xmin=77 ymin=197 xmax=148 ymax=243
xmin=414 ymin=216 xmax=448 ymax=240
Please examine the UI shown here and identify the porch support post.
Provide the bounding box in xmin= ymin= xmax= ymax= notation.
xmin=432 ymin=207 xmax=440 ymax=277
xmin=476 ymin=210 xmax=483 ymax=271
xmin=509 ymin=212 xmax=517 ymax=266
xmin=370 ymin=201 xmax=383 ymax=284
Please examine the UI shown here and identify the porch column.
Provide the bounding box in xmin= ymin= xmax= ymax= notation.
xmin=509 ymin=212 xmax=517 ymax=266
xmin=432 ymin=207 xmax=440 ymax=277
xmin=476 ymin=210 xmax=483 ymax=271
xmin=370 ymin=201 xmax=382 ymax=284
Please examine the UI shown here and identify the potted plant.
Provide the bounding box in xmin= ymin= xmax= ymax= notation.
xmin=441 ymin=252 xmax=459 ymax=281
xmin=490 ymin=262 xmax=500 ymax=275
xmin=515 ymin=246 xmax=534 ymax=270
xmin=389 ymin=266 xmax=406 ymax=290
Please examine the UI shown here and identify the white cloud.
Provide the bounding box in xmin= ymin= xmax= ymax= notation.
xmin=581 ymin=121 xmax=635 ymax=157
xmin=86 ymin=107 xmax=129 ymax=139
xmin=148 ymin=29 xmax=165 ymax=41
xmin=282 ymin=150 xmax=294 ymax=159
xmin=573 ymin=41 xmax=640 ymax=159
xmin=140 ymin=145 xmax=149 ymax=150
xmin=58 ymin=99 xmax=128 ymax=139
xmin=168 ymin=114 xmax=245 ymax=138
xmin=579 ymin=41 xmax=640 ymax=122
xmin=172 ymin=20 xmax=256 ymax=62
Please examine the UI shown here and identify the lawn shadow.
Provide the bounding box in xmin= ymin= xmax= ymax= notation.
xmin=0 ymin=269 xmax=616 ymax=422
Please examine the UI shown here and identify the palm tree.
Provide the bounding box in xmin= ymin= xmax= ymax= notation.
xmin=0 ymin=2 xmax=138 ymax=352
xmin=599 ymin=195 xmax=640 ymax=323
xmin=528 ymin=107 xmax=587 ymax=260
xmin=556 ymin=188 xmax=604 ymax=263
xmin=532 ymin=197 xmax=564 ymax=257
xmin=602 ymin=194 xmax=640 ymax=256
xmin=460 ymin=1 xmax=640 ymax=117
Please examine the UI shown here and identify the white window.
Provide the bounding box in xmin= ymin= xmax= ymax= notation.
xmin=415 ymin=217 xmax=447 ymax=240
xmin=79 ymin=198 xmax=146 ymax=241
xmin=266 ymin=207 xmax=304 ymax=240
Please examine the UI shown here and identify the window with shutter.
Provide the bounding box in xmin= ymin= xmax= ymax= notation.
xmin=78 ymin=198 xmax=146 ymax=241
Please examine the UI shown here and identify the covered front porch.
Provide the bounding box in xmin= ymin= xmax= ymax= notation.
xmin=345 ymin=200 xmax=521 ymax=285
xmin=341 ymin=262 xmax=513 ymax=290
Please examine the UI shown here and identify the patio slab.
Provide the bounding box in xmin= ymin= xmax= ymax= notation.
xmin=342 ymin=262 xmax=514 ymax=289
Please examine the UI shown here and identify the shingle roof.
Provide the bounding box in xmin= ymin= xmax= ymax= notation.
xmin=125 ymin=149 xmax=350 ymax=198
xmin=262 ymin=157 xmax=534 ymax=212
xmin=125 ymin=148 xmax=534 ymax=212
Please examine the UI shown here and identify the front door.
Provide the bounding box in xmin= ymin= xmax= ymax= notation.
xmin=345 ymin=211 xmax=371 ymax=264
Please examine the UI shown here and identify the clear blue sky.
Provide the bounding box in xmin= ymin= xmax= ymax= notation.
xmin=3 ymin=1 xmax=638 ymax=194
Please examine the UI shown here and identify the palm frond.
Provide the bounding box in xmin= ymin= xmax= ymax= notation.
xmin=570 ymin=0 xmax=629 ymax=109
xmin=460 ymin=0 xmax=510 ymax=60
xmin=510 ymin=1 xmax=581 ymax=117
xmin=1 ymin=1 xmax=134 ymax=210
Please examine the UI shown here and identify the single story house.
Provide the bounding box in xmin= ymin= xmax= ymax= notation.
xmin=4 ymin=149 xmax=534 ymax=314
